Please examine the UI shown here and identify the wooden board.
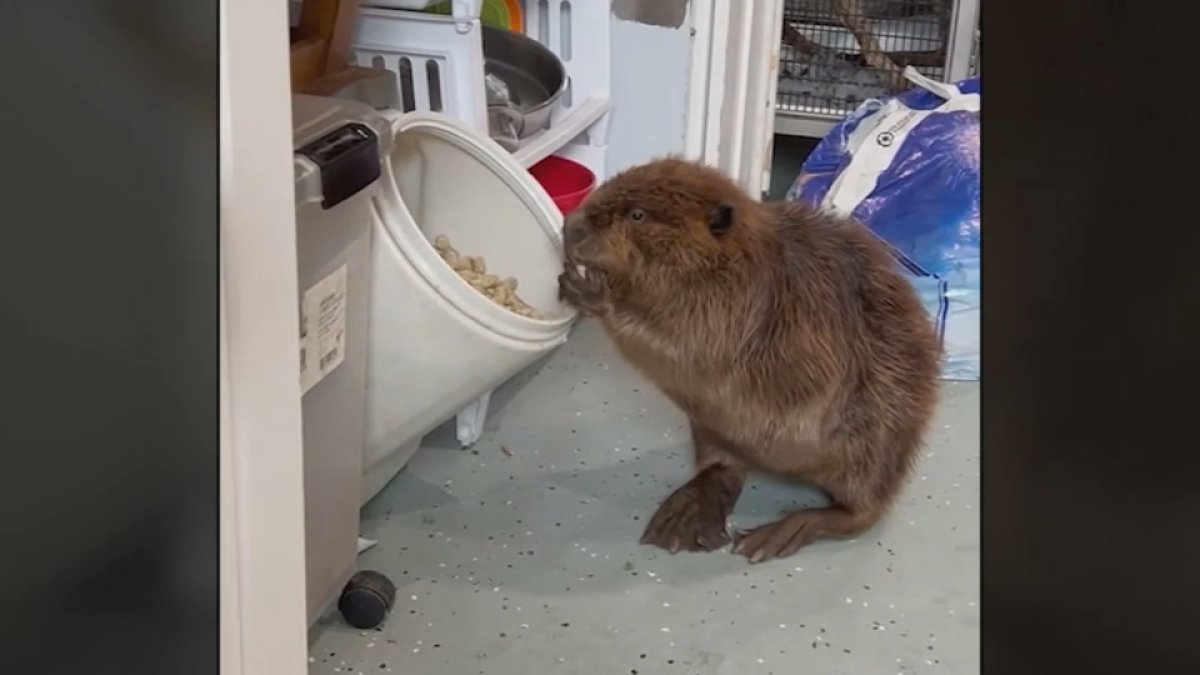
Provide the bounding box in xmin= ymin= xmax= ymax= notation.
xmin=290 ymin=0 xmax=375 ymax=94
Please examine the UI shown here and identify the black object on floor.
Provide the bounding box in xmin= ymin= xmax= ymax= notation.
xmin=338 ymin=570 xmax=396 ymax=629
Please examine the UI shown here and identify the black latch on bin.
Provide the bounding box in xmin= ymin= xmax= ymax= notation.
xmin=297 ymin=123 xmax=382 ymax=210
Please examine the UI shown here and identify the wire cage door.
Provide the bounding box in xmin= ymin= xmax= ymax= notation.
xmin=776 ymin=0 xmax=976 ymax=123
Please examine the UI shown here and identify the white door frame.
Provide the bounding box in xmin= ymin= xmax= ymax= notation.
xmin=684 ymin=0 xmax=725 ymax=162
xmin=944 ymin=0 xmax=980 ymax=82
xmin=220 ymin=0 xmax=309 ymax=671
xmin=685 ymin=0 xmax=785 ymax=196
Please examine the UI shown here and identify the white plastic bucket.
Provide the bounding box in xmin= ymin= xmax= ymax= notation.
xmin=363 ymin=110 xmax=575 ymax=502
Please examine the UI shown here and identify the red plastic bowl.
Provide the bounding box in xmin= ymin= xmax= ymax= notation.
xmin=528 ymin=156 xmax=596 ymax=216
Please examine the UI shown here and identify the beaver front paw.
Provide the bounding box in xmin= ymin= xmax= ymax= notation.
xmin=558 ymin=264 xmax=609 ymax=316
xmin=640 ymin=484 xmax=732 ymax=553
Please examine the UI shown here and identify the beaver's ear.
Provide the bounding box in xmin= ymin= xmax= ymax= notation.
xmin=708 ymin=202 xmax=734 ymax=235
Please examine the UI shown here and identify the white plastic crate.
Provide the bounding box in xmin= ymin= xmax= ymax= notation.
xmin=355 ymin=8 xmax=490 ymax=131
xmin=351 ymin=0 xmax=611 ymax=176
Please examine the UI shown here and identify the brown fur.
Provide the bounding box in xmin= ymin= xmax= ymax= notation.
xmin=558 ymin=157 xmax=941 ymax=562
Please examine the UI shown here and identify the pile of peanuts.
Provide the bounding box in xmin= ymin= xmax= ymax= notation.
xmin=433 ymin=234 xmax=540 ymax=318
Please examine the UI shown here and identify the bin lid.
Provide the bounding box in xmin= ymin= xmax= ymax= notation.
xmin=376 ymin=109 xmax=563 ymax=260
xmin=372 ymin=109 xmax=574 ymax=338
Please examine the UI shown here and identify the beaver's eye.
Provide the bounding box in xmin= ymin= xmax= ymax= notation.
xmin=628 ymin=208 xmax=646 ymax=223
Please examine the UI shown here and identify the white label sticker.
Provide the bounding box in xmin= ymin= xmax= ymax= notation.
xmin=299 ymin=264 xmax=348 ymax=394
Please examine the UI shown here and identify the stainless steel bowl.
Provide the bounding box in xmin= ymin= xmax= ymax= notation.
xmin=482 ymin=26 xmax=568 ymax=146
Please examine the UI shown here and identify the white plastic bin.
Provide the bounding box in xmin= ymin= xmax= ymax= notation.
xmin=292 ymin=95 xmax=379 ymax=625
xmin=289 ymin=95 xmax=573 ymax=505
xmin=363 ymin=108 xmax=575 ymax=502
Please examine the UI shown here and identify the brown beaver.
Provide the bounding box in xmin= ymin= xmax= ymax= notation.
xmin=558 ymin=158 xmax=941 ymax=562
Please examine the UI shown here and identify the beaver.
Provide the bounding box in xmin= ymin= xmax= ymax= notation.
xmin=557 ymin=157 xmax=941 ymax=562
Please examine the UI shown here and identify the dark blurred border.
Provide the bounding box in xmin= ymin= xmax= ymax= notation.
xmin=4 ymin=0 xmax=1200 ymax=672
xmin=0 ymin=1 xmax=217 ymax=672
xmin=984 ymin=0 xmax=1200 ymax=672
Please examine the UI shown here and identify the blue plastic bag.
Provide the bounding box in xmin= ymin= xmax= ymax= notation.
xmin=787 ymin=70 xmax=980 ymax=381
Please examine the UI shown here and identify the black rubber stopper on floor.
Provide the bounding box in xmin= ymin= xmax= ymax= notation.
xmin=338 ymin=570 xmax=396 ymax=629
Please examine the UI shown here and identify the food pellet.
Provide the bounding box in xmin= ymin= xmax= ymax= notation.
xmin=432 ymin=234 xmax=540 ymax=318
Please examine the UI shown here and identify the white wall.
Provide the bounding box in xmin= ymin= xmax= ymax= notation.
xmin=605 ymin=8 xmax=696 ymax=175
xmin=221 ymin=0 xmax=310 ymax=670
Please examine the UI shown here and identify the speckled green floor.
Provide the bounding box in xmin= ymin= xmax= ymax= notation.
xmin=308 ymin=319 xmax=980 ymax=675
